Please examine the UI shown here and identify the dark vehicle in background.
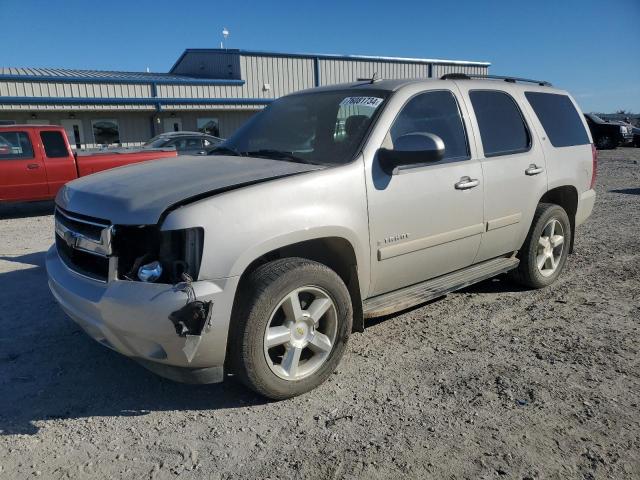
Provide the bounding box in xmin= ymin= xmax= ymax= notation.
xmin=632 ymin=126 xmax=640 ymax=147
xmin=144 ymin=131 xmax=223 ymax=156
xmin=584 ymin=113 xmax=633 ymax=149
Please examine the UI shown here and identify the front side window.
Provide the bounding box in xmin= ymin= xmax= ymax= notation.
xmin=92 ymin=119 xmax=120 ymax=145
xmin=387 ymin=90 xmax=469 ymax=161
xmin=0 ymin=132 xmax=34 ymax=160
xmin=40 ymin=131 xmax=69 ymax=158
xmin=215 ymin=89 xmax=389 ymax=166
xmin=470 ymin=90 xmax=530 ymax=157
xmin=525 ymin=92 xmax=590 ymax=147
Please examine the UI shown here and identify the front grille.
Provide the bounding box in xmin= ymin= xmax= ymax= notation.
xmin=56 ymin=235 xmax=110 ymax=281
xmin=54 ymin=208 xmax=106 ymax=241
xmin=55 ymin=207 xmax=112 ymax=282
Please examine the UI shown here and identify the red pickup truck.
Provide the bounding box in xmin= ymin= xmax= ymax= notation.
xmin=0 ymin=125 xmax=177 ymax=202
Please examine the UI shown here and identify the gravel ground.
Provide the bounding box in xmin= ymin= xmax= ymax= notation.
xmin=0 ymin=148 xmax=639 ymax=479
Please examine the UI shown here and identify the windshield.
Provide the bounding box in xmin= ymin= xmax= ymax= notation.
xmin=211 ymin=89 xmax=389 ymax=165
xmin=143 ymin=135 xmax=170 ymax=147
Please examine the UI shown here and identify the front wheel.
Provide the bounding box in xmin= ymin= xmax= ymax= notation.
xmin=229 ymin=258 xmax=353 ymax=399
xmin=511 ymin=203 xmax=571 ymax=289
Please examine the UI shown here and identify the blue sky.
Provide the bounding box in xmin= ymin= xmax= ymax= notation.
xmin=1 ymin=0 xmax=639 ymax=112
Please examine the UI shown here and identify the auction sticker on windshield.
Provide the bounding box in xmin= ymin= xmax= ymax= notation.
xmin=339 ymin=96 xmax=384 ymax=108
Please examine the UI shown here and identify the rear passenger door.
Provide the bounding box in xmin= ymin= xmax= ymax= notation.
xmin=458 ymin=86 xmax=548 ymax=262
xmin=366 ymin=88 xmax=485 ymax=296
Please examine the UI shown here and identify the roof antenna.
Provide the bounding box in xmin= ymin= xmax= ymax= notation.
xmin=356 ymin=71 xmax=380 ymax=83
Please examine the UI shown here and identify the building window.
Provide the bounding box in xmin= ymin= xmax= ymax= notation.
xmin=92 ymin=119 xmax=120 ymax=145
xmin=0 ymin=120 xmax=16 ymax=126
xmin=197 ymin=118 xmax=220 ymax=137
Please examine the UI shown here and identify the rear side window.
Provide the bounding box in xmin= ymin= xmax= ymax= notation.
xmin=40 ymin=131 xmax=69 ymax=158
xmin=469 ymin=90 xmax=530 ymax=157
xmin=389 ymin=90 xmax=469 ymax=161
xmin=525 ymin=92 xmax=590 ymax=147
xmin=0 ymin=132 xmax=34 ymax=159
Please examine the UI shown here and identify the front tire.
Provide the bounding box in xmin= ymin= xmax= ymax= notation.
xmin=229 ymin=258 xmax=353 ymax=400
xmin=511 ymin=203 xmax=571 ymax=289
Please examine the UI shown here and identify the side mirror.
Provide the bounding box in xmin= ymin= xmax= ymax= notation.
xmin=378 ymin=133 xmax=445 ymax=174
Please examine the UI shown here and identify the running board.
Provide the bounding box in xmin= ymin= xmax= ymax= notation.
xmin=363 ymin=256 xmax=519 ymax=318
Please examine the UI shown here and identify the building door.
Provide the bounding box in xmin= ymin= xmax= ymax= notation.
xmin=163 ymin=118 xmax=182 ymax=133
xmin=60 ymin=119 xmax=85 ymax=149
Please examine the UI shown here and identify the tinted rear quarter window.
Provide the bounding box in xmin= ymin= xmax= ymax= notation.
xmin=469 ymin=90 xmax=530 ymax=157
xmin=40 ymin=131 xmax=69 ymax=158
xmin=525 ymin=92 xmax=590 ymax=147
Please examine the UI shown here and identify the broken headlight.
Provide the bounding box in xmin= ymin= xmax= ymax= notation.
xmin=114 ymin=226 xmax=204 ymax=283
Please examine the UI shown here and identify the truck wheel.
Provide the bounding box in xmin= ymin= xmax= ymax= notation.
xmin=511 ymin=203 xmax=571 ymax=289
xmin=596 ymin=135 xmax=614 ymax=149
xmin=229 ymin=257 xmax=352 ymax=399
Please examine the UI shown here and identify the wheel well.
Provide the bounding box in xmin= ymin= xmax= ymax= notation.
xmin=236 ymin=237 xmax=364 ymax=333
xmin=540 ymin=186 xmax=578 ymax=252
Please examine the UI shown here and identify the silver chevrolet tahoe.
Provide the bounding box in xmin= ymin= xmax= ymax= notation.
xmin=47 ymin=75 xmax=597 ymax=399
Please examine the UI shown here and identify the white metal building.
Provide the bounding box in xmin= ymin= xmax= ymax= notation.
xmin=0 ymin=49 xmax=490 ymax=148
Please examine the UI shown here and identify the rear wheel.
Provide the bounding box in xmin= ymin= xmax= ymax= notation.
xmin=229 ymin=258 xmax=352 ymax=399
xmin=596 ymin=135 xmax=614 ymax=149
xmin=511 ymin=203 xmax=571 ymax=289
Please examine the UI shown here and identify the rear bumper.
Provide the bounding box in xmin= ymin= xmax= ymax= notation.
xmin=46 ymin=245 xmax=239 ymax=383
xmin=576 ymin=189 xmax=596 ymax=227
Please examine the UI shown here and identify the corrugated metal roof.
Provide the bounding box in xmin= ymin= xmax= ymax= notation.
xmin=170 ymin=48 xmax=491 ymax=73
xmin=0 ymin=67 xmax=244 ymax=85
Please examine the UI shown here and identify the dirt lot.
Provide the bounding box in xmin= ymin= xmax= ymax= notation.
xmin=0 ymin=148 xmax=639 ymax=479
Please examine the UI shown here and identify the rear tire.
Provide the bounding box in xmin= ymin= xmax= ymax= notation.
xmin=229 ymin=258 xmax=352 ymax=400
xmin=595 ymin=135 xmax=615 ymax=150
xmin=511 ymin=203 xmax=571 ymax=289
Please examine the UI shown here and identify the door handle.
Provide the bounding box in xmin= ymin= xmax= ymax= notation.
xmin=455 ymin=176 xmax=479 ymax=190
xmin=525 ymin=164 xmax=544 ymax=176
xmin=27 ymin=163 xmax=40 ymax=170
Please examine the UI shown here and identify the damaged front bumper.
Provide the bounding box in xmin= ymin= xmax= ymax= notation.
xmin=46 ymin=245 xmax=239 ymax=383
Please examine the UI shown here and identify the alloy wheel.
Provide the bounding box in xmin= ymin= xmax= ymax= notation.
xmin=536 ymin=218 xmax=565 ymax=277
xmin=263 ymin=286 xmax=337 ymax=380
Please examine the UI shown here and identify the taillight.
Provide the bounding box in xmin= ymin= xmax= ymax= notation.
xmin=590 ymin=143 xmax=598 ymax=189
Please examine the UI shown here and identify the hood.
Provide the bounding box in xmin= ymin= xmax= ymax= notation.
xmin=56 ymin=155 xmax=323 ymax=225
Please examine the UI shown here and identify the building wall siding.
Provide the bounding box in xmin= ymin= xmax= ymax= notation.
xmin=431 ymin=63 xmax=488 ymax=78
xmin=318 ymin=59 xmax=427 ymax=84
xmin=0 ymin=81 xmax=152 ymax=98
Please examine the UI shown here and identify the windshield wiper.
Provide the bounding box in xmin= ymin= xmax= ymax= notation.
xmin=243 ymin=149 xmax=315 ymax=165
xmin=208 ymin=145 xmax=243 ymax=156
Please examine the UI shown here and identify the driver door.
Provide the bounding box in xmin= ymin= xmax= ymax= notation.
xmin=366 ymin=88 xmax=484 ymax=296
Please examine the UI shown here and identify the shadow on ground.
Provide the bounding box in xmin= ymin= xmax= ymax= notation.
xmin=0 ymin=252 xmax=525 ymax=436
xmin=0 ymin=201 xmax=55 ymax=219
xmin=610 ymin=188 xmax=640 ymax=196
xmin=0 ymin=251 xmax=267 ymax=436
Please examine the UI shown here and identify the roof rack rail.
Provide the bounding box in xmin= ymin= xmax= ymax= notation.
xmin=440 ymin=73 xmax=552 ymax=87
